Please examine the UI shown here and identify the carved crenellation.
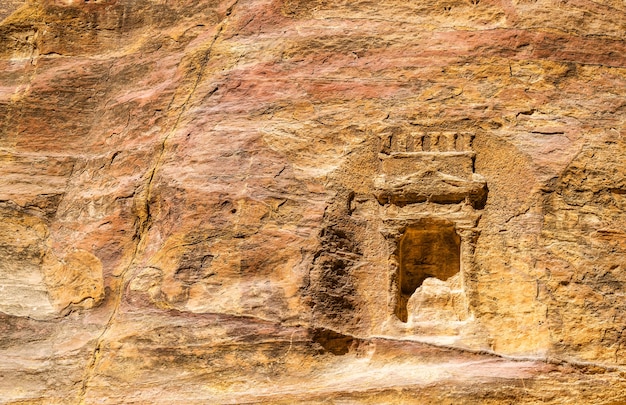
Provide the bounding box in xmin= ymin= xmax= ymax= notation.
xmin=382 ymin=132 xmax=475 ymax=154
xmin=375 ymin=130 xmax=487 ymax=210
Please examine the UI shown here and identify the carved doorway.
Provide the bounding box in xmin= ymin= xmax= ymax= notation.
xmin=394 ymin=220 xmax=461 ymax=322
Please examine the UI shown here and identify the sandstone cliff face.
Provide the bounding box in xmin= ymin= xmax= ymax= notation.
xmin=1 ymin=0 xmax=626 ymax=403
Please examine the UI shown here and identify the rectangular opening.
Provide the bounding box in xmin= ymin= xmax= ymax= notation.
xmin=394 ymin=220 xmax=461 ymax=322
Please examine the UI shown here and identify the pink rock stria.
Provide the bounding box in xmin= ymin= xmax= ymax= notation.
xmin=1 ymin=0 xmax=625 ymax=403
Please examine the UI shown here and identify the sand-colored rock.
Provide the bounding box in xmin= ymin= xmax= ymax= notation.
xmin=1 ymin=0 xmax=625 ymax=403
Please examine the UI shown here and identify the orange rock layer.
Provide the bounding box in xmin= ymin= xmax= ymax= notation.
xmin=1 ymin=0 xmax=625 ymax=403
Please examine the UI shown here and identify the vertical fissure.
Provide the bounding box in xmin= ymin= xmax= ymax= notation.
xmin=75 ymin=2 xmax=241 ymax=403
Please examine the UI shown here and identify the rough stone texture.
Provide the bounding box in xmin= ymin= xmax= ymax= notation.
xmin=1 ymin=0 xmax=625 ymax=403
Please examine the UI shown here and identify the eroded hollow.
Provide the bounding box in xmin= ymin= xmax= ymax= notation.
xmin=394 ymin=220 xmax=461 ymax=322
xmin=311 ymin=327 xmax=355 ymax=355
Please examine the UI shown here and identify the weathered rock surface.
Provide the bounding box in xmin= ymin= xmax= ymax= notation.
xmin=1 ymin=0 xmax=625 ymax=403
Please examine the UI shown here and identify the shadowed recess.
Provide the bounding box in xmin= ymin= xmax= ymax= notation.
xmin=395 ymin=220 xmax=460 ymax=322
